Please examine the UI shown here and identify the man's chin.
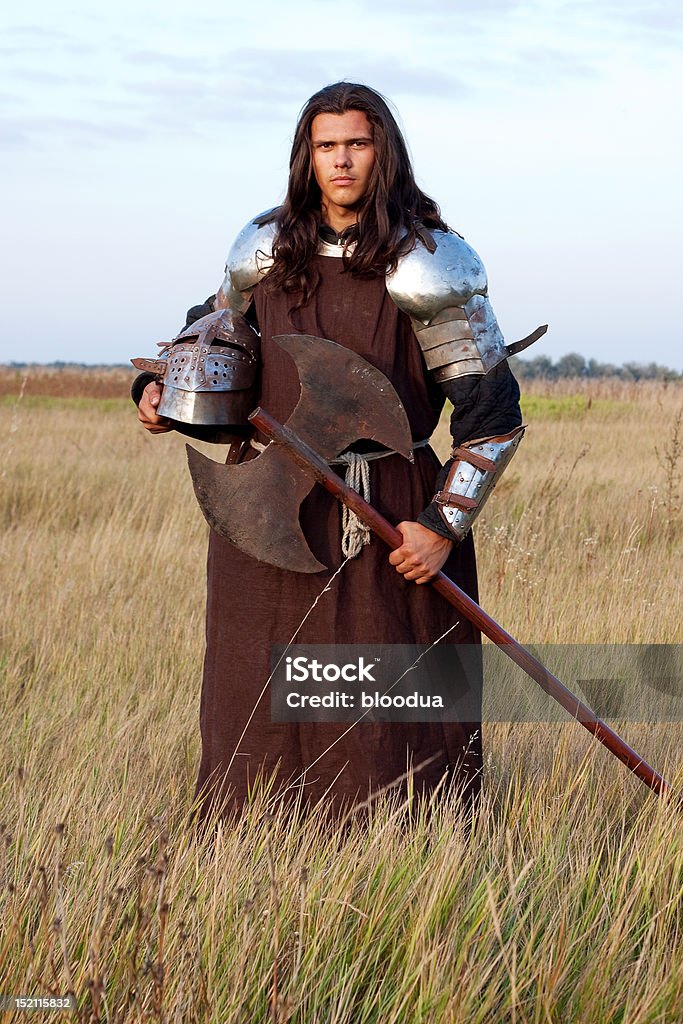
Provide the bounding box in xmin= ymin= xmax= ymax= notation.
xmin=330 ymin=195 xmax=364 ymax=211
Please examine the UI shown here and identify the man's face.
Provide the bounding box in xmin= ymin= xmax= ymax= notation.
xmin=310 ymin=110 xmax=375 ymax=225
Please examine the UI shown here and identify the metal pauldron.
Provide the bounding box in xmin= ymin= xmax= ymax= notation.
xmin=386 ymin=230 xmax=546 ymax=380
xmin=218 ymin=209 xmax=279 ymax=312
xmin=216 ymin=216 xmax=546 ymax=379
xmin=435 ymin=425 xmax=525 ymax=540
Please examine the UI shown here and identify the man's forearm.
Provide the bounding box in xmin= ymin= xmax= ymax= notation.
xmin=418 ymin=361 xmax=523 ymax=540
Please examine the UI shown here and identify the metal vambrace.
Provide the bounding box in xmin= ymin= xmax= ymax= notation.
xmin=434 ymin=425 xmax=525 ymax=540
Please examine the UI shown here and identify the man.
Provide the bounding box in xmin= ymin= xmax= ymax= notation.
xmin=135 ymin=83 xmax=534 ymax=819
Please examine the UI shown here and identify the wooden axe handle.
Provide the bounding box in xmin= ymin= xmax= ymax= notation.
xmin=251 ymin=406 xmax=671 ymax=799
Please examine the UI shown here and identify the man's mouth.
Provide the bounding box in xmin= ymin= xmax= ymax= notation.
xmin=332 ymin=177 xmax=354 ymax=185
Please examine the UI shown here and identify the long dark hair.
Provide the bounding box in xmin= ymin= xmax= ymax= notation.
xmin=265 ymin=82 xmax=448 ymax=306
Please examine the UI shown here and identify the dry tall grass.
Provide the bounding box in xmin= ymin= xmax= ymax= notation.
xmin=1 ymin=371 xmax=681 ymax=1023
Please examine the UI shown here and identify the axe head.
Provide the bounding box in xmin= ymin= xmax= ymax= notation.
xmin=186 ymin=334 xmax=414 ymax=572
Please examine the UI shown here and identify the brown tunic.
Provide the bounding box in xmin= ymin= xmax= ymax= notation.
xmin=194 ymin=255 xmax=482 ymax=817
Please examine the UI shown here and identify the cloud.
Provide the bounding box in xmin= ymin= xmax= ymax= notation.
xmin=0 ymin=24 xmax=94 ymax=60
xmin=12 ymin=68 xmax=96 ymax=86
xmin=357 ymin=0 xmax=520 ymax=14
xmin=0 ymin=41 xmax=59 ymax=58
xmin=119 ymin=47 xmax=465 ymax=105
xmin=105 ymin=48 xmax=470 ymax=141
xmin=2 ymin=24 xmax=75 ymax=41
xmin=0 ymin=113 xmax=149 ymax=149
xmin=0 ymin=116 xmax=35 ymax=148
xmin=510 ymin=46 xmax=600 ymax=84
xmin=0 ymin=55 xmax=466 ymax=152
xmin=585 ymin=0 xmax=683 ymax=32
xmin=10 ymin=0 xmax=679 ymax=156
xmin=131 ymin=76 xmax=215 ymax=100
xmin=124 ymin=50 xmax=208 ymax=73
xmin=362 ymin=0 xmax=683 ymax=34
xmin=236 ymin=49 xmax=465 ymax=97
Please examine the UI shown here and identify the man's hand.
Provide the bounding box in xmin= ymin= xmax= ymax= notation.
xmin=388 ymin=521 xmax=453 ymax=584
xmin=137 ymin=381 xmax=173 ymax=434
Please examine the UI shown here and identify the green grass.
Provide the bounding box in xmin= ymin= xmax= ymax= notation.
xmin=520 ymin=394 xmax=633 ymax=419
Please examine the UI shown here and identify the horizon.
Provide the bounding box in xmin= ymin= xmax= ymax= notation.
xmin=3 ymin=351 xmax=681 ymax=378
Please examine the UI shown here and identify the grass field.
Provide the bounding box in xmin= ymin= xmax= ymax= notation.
xmin=0 ymin=368 xmax=681 ymax=1023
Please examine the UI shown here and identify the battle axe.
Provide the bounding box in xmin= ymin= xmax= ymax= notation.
xmin=187 ymin=334 xmax=670 ymax=798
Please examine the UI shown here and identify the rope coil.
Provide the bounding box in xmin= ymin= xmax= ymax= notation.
xmin=333 ymin=452 xmax=372 ymax=558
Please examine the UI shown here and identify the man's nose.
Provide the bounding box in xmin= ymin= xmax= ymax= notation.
xmin=334 ymin=147 xmax=352 ymax=167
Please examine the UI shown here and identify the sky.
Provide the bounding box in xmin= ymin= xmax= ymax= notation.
xmin=1 ymin=0 xmax=681 ymax=369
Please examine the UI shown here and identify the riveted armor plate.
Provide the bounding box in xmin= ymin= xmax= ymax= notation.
xmin=131 ymin=308 xmax=260 ymax=432
xmin=387 ymin=230 xmax=546 ymax=379
xmin=435 ymin=425 xmax=525 ymax=540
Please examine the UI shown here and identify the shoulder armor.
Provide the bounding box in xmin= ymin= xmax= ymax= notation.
xmin=387 ymin=229 xmax=488 ymax=323
xmin=222 ymin=208 xmax=279 ymax=312
xmin=387 ymin=230 xmax=546 ymax=380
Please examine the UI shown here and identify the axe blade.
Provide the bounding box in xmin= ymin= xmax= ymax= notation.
xmin=275 ymin=334 xmax=413 ymax=462
xmin=187 ymin=444 xmax=326 ymax=573
xmin=186 ymin=333 xmax=414 ymax=572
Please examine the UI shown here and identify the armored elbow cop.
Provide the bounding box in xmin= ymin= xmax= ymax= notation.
xmin=434 ymin=426 xmax=525 ymax=540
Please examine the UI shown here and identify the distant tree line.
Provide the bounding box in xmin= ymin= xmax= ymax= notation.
xmin=509 ymin=353 xmax=681 ymax=381
xmin=3 ymin=356 xmax=681 ymax=381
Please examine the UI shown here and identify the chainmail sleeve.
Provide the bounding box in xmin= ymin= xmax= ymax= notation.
xmin=418 ymin=361 xmax=522 ymax=539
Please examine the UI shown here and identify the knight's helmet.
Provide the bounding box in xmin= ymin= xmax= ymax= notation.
xmin=132 ymin=308 xmax=259 ymax=442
